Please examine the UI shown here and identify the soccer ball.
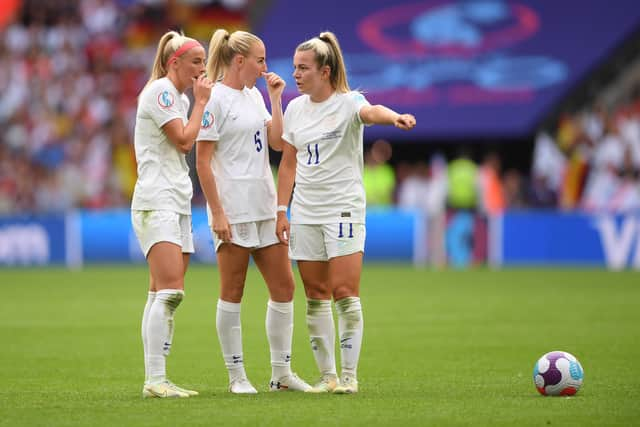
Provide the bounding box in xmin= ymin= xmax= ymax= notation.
xmin=533 ymin=351 xmax=584 ymax=396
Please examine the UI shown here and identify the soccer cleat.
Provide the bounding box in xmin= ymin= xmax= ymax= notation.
xmin=166 ymin=381 xmax=198 ymax=396
xmin=229 ymin=378 xmax=258 ymax=394
xmin=269 ymin=373 xmax=312 ymax=392
xmin=306 ymin=374 xmax=339 ymax=393
xmin=332 ymin=375 xmax=358 ymax=394
xmin=142 ymin=381 xmax=190 ymax=398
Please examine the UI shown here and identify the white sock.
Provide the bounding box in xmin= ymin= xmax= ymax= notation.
xmin=216 ymin=299 xmax=247 ymax=383
xmin=336 ymin=297 xmax=363 ymax=379
xmin=306 ymin=299 xmax=337 ymax=377
xmin=147 ymin=289 xmax=184 ymax=384
xmin=266 ymin=300 xmax=293 ymax=379
xmin=141 ymin=291 xmax=156 ymax=384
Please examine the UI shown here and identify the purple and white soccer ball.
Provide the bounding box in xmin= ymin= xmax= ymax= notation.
xmin=533 ymin=351 xmax=584 ymax=396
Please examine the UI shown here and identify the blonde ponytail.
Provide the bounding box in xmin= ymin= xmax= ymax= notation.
xmin=296 ymin=31 xmax=350 ymax=93
xmin=143 ymin=31 xmax=198 ymax=91
xmin=207 ymin=29 xmax=262 ymax=82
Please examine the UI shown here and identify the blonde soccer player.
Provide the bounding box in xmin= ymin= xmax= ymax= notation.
xmin=195 ymin=29 xmax=311 ymax=394
xmin=131 ymin=31 xmax=213 ymax=398
xmin=276 ymin=31 xmax=416 ymax=394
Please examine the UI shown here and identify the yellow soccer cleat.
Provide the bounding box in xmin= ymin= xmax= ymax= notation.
xmin=332 ymin=375 xmax=358 ymax=394
xmin=165 ymin=381 xmax=198 ymax=396
xmin=142 ymin=381 xmax=190 ymax=398
xmin=306 ymin=374 xmax=339 ymax=393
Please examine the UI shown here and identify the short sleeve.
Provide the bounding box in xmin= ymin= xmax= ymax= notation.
xmin=350 ymin=91 xmax=371 ymax=125
xmin=144 ymin=80 xmax=185 ymax=128
xmin=282 ymin=101 xmax=294 ymax=145
xmin=196 ymin=98 xmax=220 ymax=142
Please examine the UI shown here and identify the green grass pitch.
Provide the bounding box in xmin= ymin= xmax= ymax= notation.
xmin=1 ymin=265 xmax=638 ymax=426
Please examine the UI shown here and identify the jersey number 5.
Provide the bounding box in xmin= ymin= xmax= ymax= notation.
xmin=254 ymin=130 xmax=263 ymax=152
xmin=306 ymin=143 xmax=320 ymax=165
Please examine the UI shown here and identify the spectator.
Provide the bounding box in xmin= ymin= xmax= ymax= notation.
xmin=447 ymin=147 xmax=477 ymax=211
xmin=0 ymin=0 xmax=250 ymax=214
xmin=503 ymin=169 xmax=526 ymax=209
xmin=363 ymin=139 xmax=395 ymax=207
xmin=529 ymin=131 xmax=564 ymax=208
xmin=477 ymin=151 xmax=505 ymax=215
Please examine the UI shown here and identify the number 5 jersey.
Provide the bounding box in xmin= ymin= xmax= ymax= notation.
xmin=196 ymin=83 xmax=276 ymax=225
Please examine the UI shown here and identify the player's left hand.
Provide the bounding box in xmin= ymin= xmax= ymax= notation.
xmin=394 ymin=114 xmax=416 ymax=130
xmin=276 ymin=213 xmax=290 ymax=245
xmin=262 ymin=72 xmax=286 ymax=98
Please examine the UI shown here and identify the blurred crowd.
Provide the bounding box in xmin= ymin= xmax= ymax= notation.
xmin=365 ymin=95 xmax=640 ymax=216
xmin=1 ymin=0 xmax=639 ymax=215
xmin=538 ymin=98 xmax=640 ymax=213
xmin=0 ymin=0 xmax=248 ymax=214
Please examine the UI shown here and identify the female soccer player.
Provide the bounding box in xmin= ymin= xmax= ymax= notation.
xmin=195 ymin=29 xmax=310 ymax=394
xmin=276 ymin=32 xmax=416 ymax=394
xmin=131 ymin=31 xmax=213 ymax=398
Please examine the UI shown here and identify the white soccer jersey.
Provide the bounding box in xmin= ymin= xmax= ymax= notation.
xmin=196 ymin=83 xmax=275 ymax=224
xmin=131 ymin=77 xmax=192 ymax=214
xmin=283 ymin=91 xmax=371 ymax=224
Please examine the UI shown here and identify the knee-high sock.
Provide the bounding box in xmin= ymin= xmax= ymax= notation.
xmin=306 ymin=299 xmax=336 ymax=377
xmin=147 ymin=289 xmax=184 ymax=383
xmin=266 ymin=300 xmax=293 ymax=379
xmin=336 ymin=297 xmax=363 ymax=378
xmin=216 ymin=299 xmax=247 ymax=382
xmin=141 ymin=291 xmax=156 ymax=383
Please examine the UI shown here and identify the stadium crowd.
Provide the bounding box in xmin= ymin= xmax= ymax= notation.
xmin=0 ymin=0 xmax=248 ymax=213
xmin=1 ymin=0 xmax=639 ymax=215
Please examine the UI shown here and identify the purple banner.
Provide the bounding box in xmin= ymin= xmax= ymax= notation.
xmin=256 ymin=0 xmax=640 ymax=140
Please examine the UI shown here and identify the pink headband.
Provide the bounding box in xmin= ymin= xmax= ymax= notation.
xmin=167 ymin=40 xmax=201 ymax=65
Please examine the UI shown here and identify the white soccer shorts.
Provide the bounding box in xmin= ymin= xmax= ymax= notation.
xmin=213 ymin=218 xmax=280 ymax=252
xmin=288 ymin=223 xmax=366 ymax=261
xmin=131 ymin=210 xmax=194 ymax=257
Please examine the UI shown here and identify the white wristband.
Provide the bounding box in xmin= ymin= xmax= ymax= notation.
xmin=277 ymin=205 xmax=288 ymax=212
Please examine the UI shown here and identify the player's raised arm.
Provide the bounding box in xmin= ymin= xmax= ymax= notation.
xmin=263 ymin=71 xmax=286 ymax=151
xmin=358 ymin=104 xmax=416 ymax=130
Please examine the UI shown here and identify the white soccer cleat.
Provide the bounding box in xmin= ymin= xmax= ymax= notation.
xmin=269 ymin=373 xmax=312 ymax=392
xmin=142 ymin=381 xmax=190 ymax=398
xmin=229 ymin=378 xmax=258 ymax=394
xmin=332 ymin=375 xmax=358 ymax=394
xmin=306 ymin=374 xmax=339 ymax=393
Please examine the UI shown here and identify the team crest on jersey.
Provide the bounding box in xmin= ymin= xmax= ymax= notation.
xmin=157 ymin=91 xmax=175 ymax=108
xmin=201 ymin=110 xmax=214 ymax=129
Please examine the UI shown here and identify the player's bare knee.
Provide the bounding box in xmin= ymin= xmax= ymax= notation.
xmin=269 ymin=287 xmax=294 ymax=302
xmin=157 ymin=277 xmax=184 ymax=291
xmin=332 ymin=284 xmax=357 ymax=300
xmin=220 ymin=283 xmax=244 ymax=303
xmin=265 ymin=275 xmax=295 ymax=301
xmin=304 ymin=283 xmax=331 ymax=300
